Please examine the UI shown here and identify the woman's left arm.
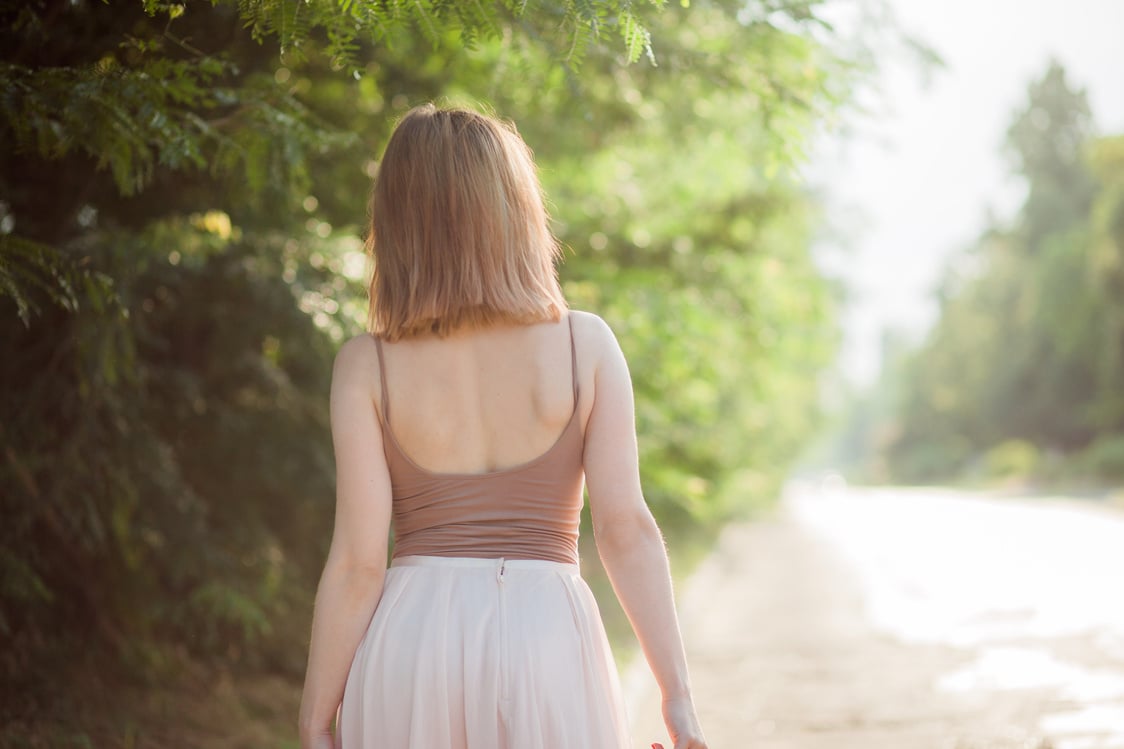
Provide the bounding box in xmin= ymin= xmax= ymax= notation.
xmin=299 ymin=336 xmax=393 ymax=747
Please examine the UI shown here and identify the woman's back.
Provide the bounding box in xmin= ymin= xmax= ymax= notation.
xmin=374 ymin=314 xmax=588 ymax=565
xmin=376 ymin=316 xmax=583 ymax=476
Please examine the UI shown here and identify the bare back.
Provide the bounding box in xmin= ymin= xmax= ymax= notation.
xmin=374 ymin=314 xmax=582 ymax=476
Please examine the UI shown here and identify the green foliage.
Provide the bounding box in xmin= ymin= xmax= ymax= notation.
xmin=1075 ymin=434 xmax=1124 ymax=481
xmin=0 ymin=234 xmax=119 ymax=325
xmin=0 ymin=225 xmax=341 ymax=673
xmin=218 ymin=0 xmax=660 ymax=70
xmin=0 ymin=56 xmax=356 ymax=198
xmin=981 ymin=440 xmax=1041 ymax=481
xmin=185 ymin=580 xmax=274 ymax=647
xmin=875 ymin=62 xmax=1124 ymax=486
xmin=1005 ymin=62 xmax=1097 ymax=254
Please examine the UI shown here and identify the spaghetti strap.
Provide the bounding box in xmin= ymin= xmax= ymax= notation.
xmin=567 ymin=314 xmax=578 ymax=403
xmin=373 ymin=335 xmax=390 ymax=424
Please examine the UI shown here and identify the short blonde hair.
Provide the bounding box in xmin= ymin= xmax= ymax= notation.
xmin=366 ymin=104 xmax=567 ymax=340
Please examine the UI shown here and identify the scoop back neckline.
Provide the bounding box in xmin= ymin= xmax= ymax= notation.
xmin=381 ymin=405 xmax=581 ymax=480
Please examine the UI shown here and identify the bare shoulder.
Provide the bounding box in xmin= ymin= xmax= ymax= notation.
xmin=335 ymin=332 xmax=380 ymax=368
xmin=331 ymin=333 xmax=381 ymax=394
xmin=567 ymin=309 xmax=624 ymax=366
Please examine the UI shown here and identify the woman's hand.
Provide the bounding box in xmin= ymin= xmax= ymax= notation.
xmin=654 ymin=695 xmax=707 ymax=749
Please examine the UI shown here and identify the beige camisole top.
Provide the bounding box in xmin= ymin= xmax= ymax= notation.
xmin=373 ymin=318 xmax=584 ymax=565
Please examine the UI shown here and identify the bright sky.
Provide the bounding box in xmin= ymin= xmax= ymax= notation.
xmin=811 ymin=0 xmax=1124 ymax=386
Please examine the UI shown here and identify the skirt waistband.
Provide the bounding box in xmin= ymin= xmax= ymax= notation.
xmin=391 ymin=554 xmax=579 ymax=575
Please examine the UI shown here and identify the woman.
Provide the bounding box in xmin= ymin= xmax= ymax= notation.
xmin=298 ymin=104 xmax=707 ymax=749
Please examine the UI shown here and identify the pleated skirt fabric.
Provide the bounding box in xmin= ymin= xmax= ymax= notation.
xmin=336 ymin=555 xmax=632 ymax=749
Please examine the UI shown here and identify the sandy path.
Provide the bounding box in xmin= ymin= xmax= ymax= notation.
xmin=624 ymin=503 xmax=1056 ymax=749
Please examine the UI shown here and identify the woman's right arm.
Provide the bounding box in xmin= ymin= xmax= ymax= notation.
xmin=299 ymin=336 xmax=394 ymax=748
xmin=580 ymin=315 xmax=707 ymax=749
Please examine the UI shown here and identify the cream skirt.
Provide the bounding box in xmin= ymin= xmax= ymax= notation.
xmin=336 ymin=555 xmax=632 ymax=749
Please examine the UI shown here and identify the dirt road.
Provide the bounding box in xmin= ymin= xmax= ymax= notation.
xmin=625 ymin=485 xmax=1124 ymax=749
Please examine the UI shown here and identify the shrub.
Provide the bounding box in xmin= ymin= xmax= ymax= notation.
xmin=982 ymin=439 xmax=1042 ymax=480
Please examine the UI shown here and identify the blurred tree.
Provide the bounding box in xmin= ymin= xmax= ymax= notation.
xmin=880 ymin=62 xmax=1124 ymax=483
xmin=1006 ymin=61 xmax=1097 ymax=254
xmin=1087 ymin=135 xmax=1124 ymax=431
